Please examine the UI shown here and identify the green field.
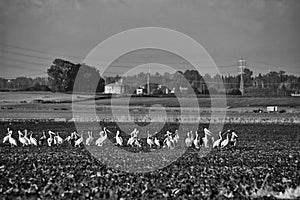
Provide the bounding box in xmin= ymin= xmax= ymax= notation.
xmin=1 ymin=91 xmax=300 ymax=107
xmin=0 ymin=92 xmax=299 ymax=122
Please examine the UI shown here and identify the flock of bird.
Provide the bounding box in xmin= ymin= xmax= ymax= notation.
xmin=2 ymin=127 xmax=238 ymax=150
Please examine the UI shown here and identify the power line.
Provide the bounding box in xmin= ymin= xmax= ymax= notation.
xmin=0 ymin=48 xmax=54 ymax=61
xmin=1 ymin=42 xmax=299 ymax=77
xmin=0 ymin=42 xmax=85 ymax=60
xmin=0 ymin=61 xmax=46 ymax=72
xmin=0 ymin=56 xmax=49 ymax=68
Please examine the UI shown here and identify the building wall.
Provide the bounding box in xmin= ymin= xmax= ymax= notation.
xmin=104 ymin=84 xmax=125 ymax=94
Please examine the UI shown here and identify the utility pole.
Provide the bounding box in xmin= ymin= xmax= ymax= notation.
xmin=147 ymin=64 xmax=150 ymax=95
xmin=238 ymin=59 xmax=246 ymax=96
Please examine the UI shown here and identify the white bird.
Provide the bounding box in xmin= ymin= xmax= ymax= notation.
xmin=229 ymin=131 xmax=238 ymax=146
xmin=185 ymin=131 xmax=193 ymax=147
xmin=29 ymin=131 xmax=38 ymax=146
xmin=24 ymin=129 xmax=31 ymax=145
xmin=54 ymin=132 xmax=63 ymax=145
xmin=18 ymin=131 xmax=28 ymax=146
xmin=212 ymin=131 xmax=223 ymax=149
xmin=47 ymin=131 xmax=54 ymax=146
xmin=39 ymin=131 xmax=47 ymax=145
xmin=3 ymin=130 xmax=11 ymax=144
xmin=154 ymin=137 xmax=160 ymax=147
xmin=221 ymin=132 xmax=230 ymax=148
xmin=193 ymin=131 xmax=200 ymax=149
xmin=64 ymin=135 xmax=72 ymax=144
xmin=8 ymin=133 xmax=17 ymax=147
xmin=130 ymin=128 xmax=138 ymax=138
xmin=134 ymin=139 xmax=142 ymax=148
xmin=163 ymin=135 xmax=174 ymax=149
xmin=203 ymin=128 xmax=212 ymax=148
xmin=75 ymin=133 xmax=83 ymax=147
xmin=173 ymin=130 xmax=179 ymax=144
xmin=127 ymin=133 xmax=136 ymax=146
xmin=146 ymin=131 xmax=154 ymax=148
xmin=95 ymin=130 xmax=107 ymax=146
xmin=115 ymin=131 xmax=123 ymax=146
xmin=71 ymin=131 xmax=79 ymax=140
xmin=85 ymin=131 xmax=94 ymax=146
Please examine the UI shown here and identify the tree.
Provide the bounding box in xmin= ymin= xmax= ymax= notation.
xmin=47 ymin=59 xmax=75 ymax=92
xmin=237 ymin=68 xmax=253 ymax=88
xmin=183 ymin=70 xmax=202 ymax=94
xmin=73 ymin=64 xmax=105 ymax=93
xmin=47 ymin=59 xmax=105 ymax=93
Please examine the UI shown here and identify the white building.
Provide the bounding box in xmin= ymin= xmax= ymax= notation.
xmin=104 ymin=79 xmax=127 ymax=94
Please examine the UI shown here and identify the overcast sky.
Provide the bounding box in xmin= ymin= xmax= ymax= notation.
xmin=0 ymin=0 xmax=299 ymax=78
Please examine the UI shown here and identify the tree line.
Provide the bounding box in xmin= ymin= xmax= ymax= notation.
xmin=0 ymin=58 xmax=299 ymax=96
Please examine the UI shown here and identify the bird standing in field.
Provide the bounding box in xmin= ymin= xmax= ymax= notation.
xmin=154 ymin=134 xmax=160 ymax=148
xmin=54 ymin=132 xmax=63 ymax=145
xmin=47 ymin=131 xmax=54 ymax=147
xmin=8 ymin=132 xmax=17 ymax=147
xmin=39 ymin=131 xmax=47 ymax=145
xmin=29 ymin=131 xmax=38 ymax=146
xmin=212 ymin=130 xmax=231 ymax=149
xmin=3 ymin=128 xmax=11 ymax=144
xmin=95 ymin=129 xmax=107 ymax=146
xmin=229 ymin=131 xmax=238 ymax=147
xmin=212 ymin=131 xmax=222 ymax=149
xmin=64 ymin=134 xmax=72 ymax=145
xmin=202 ymin=128 xmax=212 ymax=148
xmin=146 ymin=131 xmax=154 ymax=148
xmin=3 ymin=129 xmax=17 ymax=147
xmin=173 ymin=130 xmax=179 ymax=144
xmin=127 ymin=133 xmax=136 ymax=147
xmin=193 ymin=131 xmax=200 ymax=149
xmin=24 ymin=130 xmax=31 ymax=145
xmin=18 ymin=130 xmax=28 ymax=146
xmin=185 ymin=131 xmax=193 ymax=147
xmin=134 ymin=139 xmax=142 ymax=148
xmin=130 ymin=128 xmax=138 ymax=138
xmin=115 ymin=131 xmax=123 ymax=146
xmin=163 ymin=135 xmax=174 ymax=149
xmin=85 ymin=131 xmax=94 ymax=146
xmin=72 ymin=131 xmax=79 ymax=141
xmin=75 ymin=133 xmax=83 ymax=147
xmin=221 ymin=132 xmax=230 ymax=149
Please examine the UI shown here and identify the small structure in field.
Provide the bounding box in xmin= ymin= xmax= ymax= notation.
xmin=267 ymin=106 xmax=278 ymax=112
xmin=136 ymin=88 xmax=144 ymax=95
